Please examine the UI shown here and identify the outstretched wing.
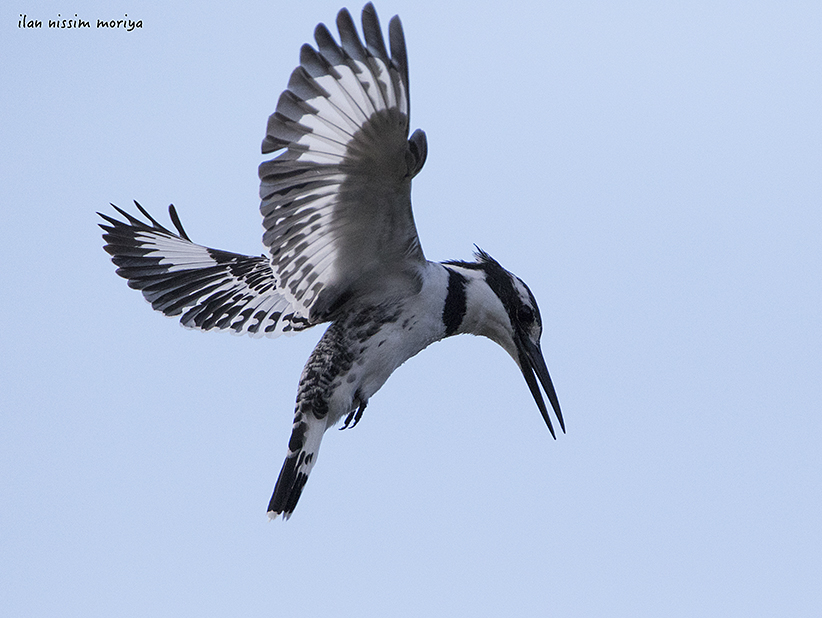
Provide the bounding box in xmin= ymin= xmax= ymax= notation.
xmin=259 ymin=2 xmax=428 ymax=323
xmin=99 ymin=202 xmax=311 ymax=337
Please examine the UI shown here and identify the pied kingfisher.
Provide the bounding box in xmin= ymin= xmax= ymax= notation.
xmin=99 ymin=3 xmax=564 ymax=520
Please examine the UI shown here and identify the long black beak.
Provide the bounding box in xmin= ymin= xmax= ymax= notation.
xmin=516 ymin=335 xmax=564 ymax=439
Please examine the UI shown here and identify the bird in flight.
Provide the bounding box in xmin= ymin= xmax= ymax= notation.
xmin=99 ymin=3 xmax=564 ymax=520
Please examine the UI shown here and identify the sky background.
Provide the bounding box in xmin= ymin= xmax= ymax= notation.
xmin=2 ymin=1 xmax=820 ymax=616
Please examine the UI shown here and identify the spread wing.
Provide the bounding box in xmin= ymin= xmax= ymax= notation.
xmin=258 ymin=2 xmax=428 ymax=322
xmin=98 ymin=5 xmax=427 ymax=338
xmin=99 ymin=202 xmax=311 ymax=337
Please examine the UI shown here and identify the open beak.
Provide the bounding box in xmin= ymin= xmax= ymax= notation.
xmin=516 ymin=335 xmax=564 ymax=439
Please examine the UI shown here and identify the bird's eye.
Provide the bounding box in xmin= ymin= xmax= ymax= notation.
xmin=517 ymin=305 xmax=534 ymax=324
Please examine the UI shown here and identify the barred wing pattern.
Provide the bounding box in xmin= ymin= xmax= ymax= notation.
xmin=259 ymin=3 xmax=428 ymax=323
xmin=99 ymin=203 xmax=310 ymax=337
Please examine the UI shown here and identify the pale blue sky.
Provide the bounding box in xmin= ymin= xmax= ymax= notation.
xmin=2 ymin=1 xmax=820 ymax=616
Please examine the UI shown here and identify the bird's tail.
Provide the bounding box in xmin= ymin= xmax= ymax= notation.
xmin=267 ymin=409 xmax=327 ymax=520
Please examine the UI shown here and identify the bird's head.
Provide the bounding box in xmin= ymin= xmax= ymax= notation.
xmin=444 ymin=249 xmax=564 ymax=438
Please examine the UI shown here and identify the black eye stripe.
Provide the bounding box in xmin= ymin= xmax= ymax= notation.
xmin=443 ymin=248 xmax=541 ymax=330
xmin=519 ymin=283 xmax=542 ymax=329
xmin=518 ymin=305 xmax=535 ymax=324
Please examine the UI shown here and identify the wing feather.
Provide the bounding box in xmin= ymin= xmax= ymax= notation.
xmin=99 ymin=203 xmax=311 ymax=337
xmin=259 ymin=3 xmax=428 ymax=323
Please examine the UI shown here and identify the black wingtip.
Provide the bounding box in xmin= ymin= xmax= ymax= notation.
xmin=167 ymin=204 xmax=191 ymax=241
xmin=388 ymin=14 xmax=408 ymax=96
xmin=361 ymin=2 xmax=388 ymax=60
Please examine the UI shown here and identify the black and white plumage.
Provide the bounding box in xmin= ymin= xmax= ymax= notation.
xmin=99 ymin=3 xmax=563 ymax=520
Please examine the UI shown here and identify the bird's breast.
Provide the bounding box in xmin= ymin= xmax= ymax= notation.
xmin=303 ymin=264 xmax=452 ymax=425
